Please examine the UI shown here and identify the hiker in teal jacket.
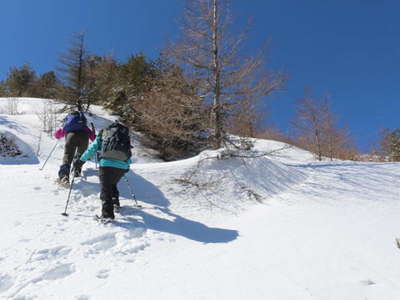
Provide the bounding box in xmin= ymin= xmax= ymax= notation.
xmin=76 ymin=121 xmax=132 ymax=220
xmin=80 ymin=135 xmax=132 ymax=170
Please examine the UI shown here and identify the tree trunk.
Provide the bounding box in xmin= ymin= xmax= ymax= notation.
xmin=212 ymin=0 xmax=222 ymax=148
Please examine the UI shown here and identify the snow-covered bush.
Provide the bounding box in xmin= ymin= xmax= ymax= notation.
xmin=36 ymin=100 xmax=59 ymax=135
xmin=6 ymin=97 xmax=19 ymax=115
xmin=0 ymin=133 xmax=22 ymax=157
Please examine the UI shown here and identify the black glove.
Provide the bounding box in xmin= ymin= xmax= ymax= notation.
xmin=73 ymin=159 xmax=84 ymax=170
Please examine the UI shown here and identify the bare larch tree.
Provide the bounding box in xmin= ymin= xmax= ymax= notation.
xmin=165 ymin=0 xmax=286 ymax=148
xmin=292 ymin=94 xmax=356 ymax=161
xmin=58 ymin=33 xmax=94 ymax=111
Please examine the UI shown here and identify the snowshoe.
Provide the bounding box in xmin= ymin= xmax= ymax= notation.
xmin=56 ymin=176 xmax=70 ymax=188
xmin=94 ymin=215 xmax=114 ymax=224
xmin=114 ymin=204 xmax=121 ymax=214
xmin=74 ymin=169 xmax=81 ymax=177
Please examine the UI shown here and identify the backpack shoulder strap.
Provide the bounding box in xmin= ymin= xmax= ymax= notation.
xmin=80 ymin=112 xmax=87 ymax=123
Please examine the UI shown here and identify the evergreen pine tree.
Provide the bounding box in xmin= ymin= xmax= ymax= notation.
xmin=5 ymin=64 xmax=37 ymax=97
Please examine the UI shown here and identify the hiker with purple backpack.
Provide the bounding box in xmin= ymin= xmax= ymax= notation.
xmin=54 ymin=111 xmax=95 ymax=185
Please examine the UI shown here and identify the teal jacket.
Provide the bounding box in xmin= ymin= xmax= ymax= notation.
xmin=80 ymin=135 xmax=132 ymax=170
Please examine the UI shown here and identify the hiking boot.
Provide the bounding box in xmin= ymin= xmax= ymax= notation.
xmin=74 ymin=168 xmax=81 ymax=177
xmin=72 ymin=159 xmax=84 ymax=177
xmin=58 ymin=175 xmax=69 ymax=187
xmin=58 ymin=164 xmax=70 ymax=180
xmin=113 ymin=204 xmax=121 ymax=213
xmin=112 ymin=197 xmax=120 ymax=212
xmin=102 ymin=204 xmax=115 ymax=220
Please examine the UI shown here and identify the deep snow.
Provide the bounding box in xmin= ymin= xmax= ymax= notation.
xmin=1 ymin=98 xmax=400 ymax=300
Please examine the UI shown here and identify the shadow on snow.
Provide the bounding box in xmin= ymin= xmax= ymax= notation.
xmin=77 ymin=168 xmax=238 ymax=244
xmin=116 ymin=206 xmax=239 ymax=244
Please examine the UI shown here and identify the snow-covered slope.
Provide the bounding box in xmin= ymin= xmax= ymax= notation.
xmin=1 ymin=98 xmax=400 ymax=300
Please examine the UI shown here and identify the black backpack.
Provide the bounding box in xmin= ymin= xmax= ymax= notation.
xmin=99 ymin=122 xmax=132 ymax=161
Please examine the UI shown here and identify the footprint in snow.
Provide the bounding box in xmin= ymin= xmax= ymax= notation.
xmin=81 ymin=233 xmax=117 ymax=253
xmin=96 ymin=269 xmax=110 ymax=279
xmin=18 ymin=239 xmax=30 ymax=243
xmin=42 ymin=263 xmax=75 ymax=280
xmin=121 ymin=227 xmax=146 ymax=239
xmin=110 ymin=229 xmax=149 ymax=255
xmin=33 ymin=246 xmax=72 ymax=261
xmin=360 ymin=279 xmax=376 ymax=286
xmin=0 ymin=273 xmax=14 ymax=293
xmin=75 ymin=295 xmax=90 ymax=300
xmin=114 ymin=241 xmax=150 ymax=256
xmin=11 ymin=295 xmax=36 ymax=300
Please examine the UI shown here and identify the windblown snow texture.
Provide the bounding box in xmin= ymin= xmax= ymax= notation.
xmin=1 ymin=98 xmax=400 ymax=300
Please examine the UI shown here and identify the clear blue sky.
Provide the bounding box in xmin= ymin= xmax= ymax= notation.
xmin=1 ymin=0 xmax=399 ymax=151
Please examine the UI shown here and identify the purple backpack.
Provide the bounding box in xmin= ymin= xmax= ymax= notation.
xmin=63 ymin=112 xmax=87 ymax=133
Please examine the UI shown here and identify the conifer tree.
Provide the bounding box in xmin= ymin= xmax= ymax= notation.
xmin=32 ymin=71 xmax=60 ymax=99
xmin=380 ymin=128 xmax=400 ymax=161
xmin=89 ymin=55 xmax=119 ymax=104
xmin=0 ymin=82 xmax=7 ymax=97
xmin=389 ymin=129 xmax=400 ymax=161
xmin=5 ymin=64 xmax=37 ymax=97
xmin=104 ymin=54 xmax=156 ymax=121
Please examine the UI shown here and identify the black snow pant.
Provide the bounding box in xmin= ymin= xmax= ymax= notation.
xmin=58 ymin=131 xmax=89 ymax=179
xmin=99 ymin=166 xmax=127 ymax=219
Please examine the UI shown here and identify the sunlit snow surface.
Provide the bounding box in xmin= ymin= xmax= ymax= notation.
xmin=1 ymin=98 xmax=399 ymax=300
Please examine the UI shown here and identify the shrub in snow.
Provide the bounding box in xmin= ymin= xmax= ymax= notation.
xmin=0 ymin=133 xmax=22 ymax=157
xmin=6 ymin=98 xmax=19 ymax=115
xmin=36 ymin=100 xmax=59 ymax=135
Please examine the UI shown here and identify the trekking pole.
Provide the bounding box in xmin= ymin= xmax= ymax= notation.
xmin=39 ymin=140 xmax=59 ymax=170
xmin=90 ymin=122 xmax=97 ymax=169
xmin=61 ymin=149 xmax=79 ymax=217
xmin=122 ymin=175 xmax=142 ymax=208
xmin=94 ymin=152 xmax=98 ymax=169
xmin=61 ymin=171 xmax=77 ymax=217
